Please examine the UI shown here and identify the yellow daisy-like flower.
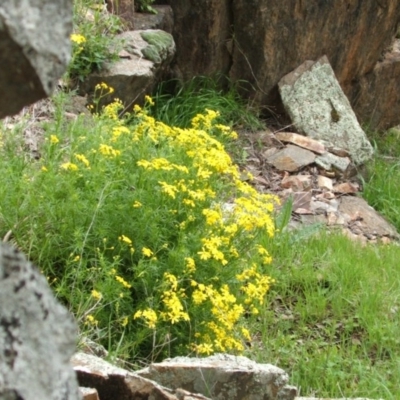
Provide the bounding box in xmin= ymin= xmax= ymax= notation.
xmin=142 ymin=247 xmax=153 ymax=257
xmin=70 ymin=33 xmax=86 ymax=44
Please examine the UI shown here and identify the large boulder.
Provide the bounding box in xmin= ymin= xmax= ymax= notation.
xmin=0 ymin=0 xmax=72 ymax=119
xmin=0 ymin=243 xmax=80 ymax=400
xmin=168 ymin=0 xmax=400 ymax=129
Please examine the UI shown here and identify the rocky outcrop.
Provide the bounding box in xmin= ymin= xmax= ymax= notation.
xmin=0 ymin=0 xmax=72 ymax=119
xmin=0 ymin=243 xmax=80 ymax=400
xmin=278 ymin=56 xmax=374 ymax=165
xmin=168 ymin=0 xmax=400 ymax=129
xmin=80 ymin=29 xmax=175 ymax=109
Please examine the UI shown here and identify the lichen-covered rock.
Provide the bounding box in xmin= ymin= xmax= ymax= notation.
xmin=136 ymin=354 xmax=298 ymax=400
xmin=0 ymin=243 xmax=80 ymax=400
xmin=0 ymin=0 xmax=72 ymax=118
xmin=80 ymin=29 xmax=175 ymax=108
xmin=279 ymin=56 xmax=374 ymax=165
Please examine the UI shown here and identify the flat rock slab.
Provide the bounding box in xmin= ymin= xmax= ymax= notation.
xmin=266 ymin=144 xmax=316 ymax=172
xmin=279 ymin=56 xmax=374 ymax=165
xmin=338 ymin=196 xmax=399 ymax=239
xmin=136 ymin=354 xmax=297 ymax=400
xmin=72 ymin=352 xmax=210 ymax=400
xmin=0 ymin=243 xmax=80 ymax=400
xmin=275 ymin=132 xmax=326 ymax=154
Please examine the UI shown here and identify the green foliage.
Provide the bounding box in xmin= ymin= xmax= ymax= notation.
xmin=68 ymin=0 xmax=122 ymax=83
xmin=247 ymin=229 xmax=400 ymax=399
xmin=136 ymin=0 xmax=157 ymax=14
xmin=150 ymin=76 xmax=265 ymax=131
xmin=362 ymin=127 xmax=400 ymax=231
xmin=0 ymin=87 xmax=278 ymax=362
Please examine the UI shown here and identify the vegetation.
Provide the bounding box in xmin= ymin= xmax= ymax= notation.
xmin=1 ymin=1 xmax=400 ymax=398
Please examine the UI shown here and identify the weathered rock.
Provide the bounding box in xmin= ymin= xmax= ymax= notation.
xmin=315 ymin=152 xmax=351 ymax=173
xmin=333 ymin=182 xmax=359 ymax=194
xmin=350 ymin=38 xmax=400 ymax=130
xmin=279 ymin=56 xmax=374 ymax=165
xmin=80 ymin=387 xmax=100 ymax=400
xmin=137 ymin=354 xmax=297 ymax=400
xmin=81 ymin=29 xmax=175 ymax=109
xmin=0 ymin=0 xmax=72 ymax=118
xmin=133 ymin=5 xmax=174 ymax=33
xmin=168 ymin=1 xmax=400 ymax=129
xmin=267 ymin=145 xmax=316 ymax=172
xmin=106 ymin=0 xmax=135 ymax=29
xmin=0 ymin=243 xmax=80 ymax=400
xmin=338 ymin=196 xmax=399 ymax=239
xmin=281 ymin=175 xmax=312 ymax=191
xmin=317 ymin=176 xmax=333 ymax=191
xmin=275 ymin=132 xmax=326 ymax=154
xmin=72 ymin=352 xmax=211 ymax=400
xmin=169 ymin=0 xmax=231 ymax=80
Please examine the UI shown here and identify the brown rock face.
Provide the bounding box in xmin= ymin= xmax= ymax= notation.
xmin=169 ymin=0 xmax=232 ymax=79
xmin=169 ymin=0 xmax=400 ymax=128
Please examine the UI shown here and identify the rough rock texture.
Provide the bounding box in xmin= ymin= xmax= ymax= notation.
xmin=350 ymin=38 xmax=400 ymax=130
xmin=169 ymin=0 xmax=232 ymax=80
xmin=0 ymin=0 xmax=72 ymax=119
xmin=279 ymin=56 xmax=374 ymax=165
xmin=168 ymin=0 xmax=400 ymax=128
xmin=136 ymin=354 xmax=298 ymax=400
xmin=72 ymin=352 xmax=211 ymax=400
xmin=106 ymin=0 xmax=135 ymax=29
xmin=266 ymin=145 xmax=316 ymax=172
xmin=133 ymin=5 xmax=173 ymax=33
xmin=81 ymin=29 xmax=175 ymax=109
xmin=0 ymin=243 xmax=80 ymax=400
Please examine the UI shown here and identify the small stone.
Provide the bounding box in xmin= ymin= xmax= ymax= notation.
xmin=281 ymin=174 xmax=312 ymax=191
xmin=333 ymin=182 xmax=359 ymax=193
xmin=315 ymin=152 xmax=351 ymax=172
xmin=275 ymin=131 xmax=326 ymax=154
xmin=80 ymin=387 xmax=99 ymax=400
xmin=266 ymin=144 xmax=316 ymax=172
xmin=317 ymin=175 xmax=333 ymax=190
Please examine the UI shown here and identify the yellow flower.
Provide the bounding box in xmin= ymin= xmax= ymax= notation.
xmin=70 ymin=33 xmax=86 ymax=44
xmin=144 ymin=95 xmax=155 ymax=106
xmin=41 ymin=166 xmax=48 ymax=172
xmin=91 ymin=290 xmax=102 ymax=300
xmin=60 ymin=162 xmax=78 ymax=171
xmin=75 ymin=154 xmax=90 ymax=168
xmin=115 ymin=275 xmax=131 ymax=289
xmin=119 ymin=235 xmax=133 ymax=245
xmin=133 ymin=201 xmax=142 ymax=208
xmin=142 ymin=247 xmax=153 ymax=257
xmin=50 ymin=135 xmax=59 ymax=144
xmin=184 ymin=257 xmax=196 ymax=273
xmin=134 ymin=308 xmax=158 ymax=329
xmin=85 ymin=314 xmax=98 ymax=326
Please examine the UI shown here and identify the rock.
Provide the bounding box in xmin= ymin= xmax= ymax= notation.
xmin=0 ymin=0 xmax=72 ymax=118
xmin=136 ymin=354 xmax=297 ymax=400
xmin=281 ymin=175 xmax=312 ymax=191
xmin=350 ymin=38 xmax=400 ymax=130
xmin=338 ymin=197 xmax=399 ymax=239
xmin=279 ymin=56 xmax=374 ymax=165
xmin=72 ymin=352 xmax=210 ymax=400
xmin=315 ymin=152 xmax=351 ymax=173
xmin=80 ymin=387 xmax=100 ymax=400
xmin=169 ymin=0 xmax=231 ymax=79
xmin=275 ymin=132 xmax=326 ymax=154
xmin=317 ymin=176 xmax=333 ymax=191
xmin=0 ymin=243 xmax=80 ymax=400
xmin=266 ymin=145 xmax=316 ymax=172
xmin=333 ymin=182 xmax=359 ymax=194
xmin=81 ymin=29 xmax=175 ymax=109
xmin=105 ymin=0 xmax=135 ymax=29
xmin=133 ymin=5 xmax=174 ymax=33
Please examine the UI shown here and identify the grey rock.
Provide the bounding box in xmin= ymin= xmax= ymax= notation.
xmin=0 ymin=0 xmax=72 ymax=118
xmin=72 ymin=352 xmax=209 ymax=400
xmin=279 ymin=56 xmax=374 ymax=165
xmin=315 ymin=152 xmax=351 ymax=172
xmin=137 ymin=353 xmax=297 ymax=400
xmin=81 ymin=29 xmax=175 ymax=109
xmin=0 ymin=243 xmax=80 ymax=400
xmin=267 ymin=145 xmax=316 ymax=172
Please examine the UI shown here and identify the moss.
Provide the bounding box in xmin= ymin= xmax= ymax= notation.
xmin=140 ymin=31 xmax=173 ymax=64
